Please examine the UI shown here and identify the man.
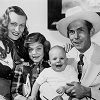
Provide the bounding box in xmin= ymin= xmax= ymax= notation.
xmin=0 ymin=6 xmax=29 ymax=100
xmin=56 ymin=6 xmax=100 ymax=100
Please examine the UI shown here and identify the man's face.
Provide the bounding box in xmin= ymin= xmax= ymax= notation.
xmin=8 ymin=12 xmax=26 ymax=40
xmin=68 ymin=20 xmax=91 ymax=53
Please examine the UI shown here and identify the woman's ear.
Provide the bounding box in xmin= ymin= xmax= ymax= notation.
xmin=90 ymin=27 xmax=95 ymax=37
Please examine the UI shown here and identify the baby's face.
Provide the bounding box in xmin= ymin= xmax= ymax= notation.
xmin=49 ymin=47 xmax=67 ymax=72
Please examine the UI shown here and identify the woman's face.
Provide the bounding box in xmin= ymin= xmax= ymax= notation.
xmin=8 ymin=12 xmax=26 ymax=40
xmin=28 ymin=42 xmax=44 ymax=63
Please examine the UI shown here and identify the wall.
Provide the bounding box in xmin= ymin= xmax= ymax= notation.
xmin=0 ymin=0 xmax=100 ymax=47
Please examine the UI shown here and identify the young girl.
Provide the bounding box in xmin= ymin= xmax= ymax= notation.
xmin=11 ymin=32 xmax=51 ymax=100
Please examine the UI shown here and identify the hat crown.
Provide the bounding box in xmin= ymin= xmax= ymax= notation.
xmin=65 ymin=5 xmax=100 ymax=18
xmin=65 ymin=6 xmax=85 ymax=18
xmin=57 ymin=5 xmax=100 ymax=38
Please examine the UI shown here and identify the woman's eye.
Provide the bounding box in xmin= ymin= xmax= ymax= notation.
xmin=11 ymin=23 xmax=17 ymax=27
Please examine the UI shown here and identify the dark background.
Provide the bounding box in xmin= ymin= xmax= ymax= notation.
xmin=47 ymin=0 xmax=65 ymax=30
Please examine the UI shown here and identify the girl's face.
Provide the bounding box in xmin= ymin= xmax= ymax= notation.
xmin=28 ymin=42 xmax=44 ymax=64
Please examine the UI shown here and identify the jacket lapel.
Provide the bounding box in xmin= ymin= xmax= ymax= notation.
xmin=81 ymin=43 xmax=100 ymax=86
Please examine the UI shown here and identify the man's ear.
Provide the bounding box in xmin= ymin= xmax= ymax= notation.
xmin=90 ymin=27 xmax=95 ymax=37
xmin=48 ymin=60 xmax=51 ymax=66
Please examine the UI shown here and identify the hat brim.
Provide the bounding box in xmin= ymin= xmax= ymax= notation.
xmin=56 ymin=11 xmax=100 ymax=38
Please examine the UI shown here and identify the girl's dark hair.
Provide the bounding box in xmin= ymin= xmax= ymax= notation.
xmin=24 ymin=32 xmax=51 ymax=61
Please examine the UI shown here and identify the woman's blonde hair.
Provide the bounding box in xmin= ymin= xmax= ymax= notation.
xmin=0 ymin=6 xmax=28 ymax=39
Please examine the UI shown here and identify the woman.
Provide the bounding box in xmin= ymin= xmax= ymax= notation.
xmin=0 ymin=6 xmax=29 ymax=100
xmin=11 ymin=32 xmax=51 ymax=100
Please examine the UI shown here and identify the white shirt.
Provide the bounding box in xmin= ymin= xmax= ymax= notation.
xmin=37 ymin=65 xmax=78 ymax=89
xmin=66 ymin=42 xmax=95 ymax=81
xmin=37 ymin=65 xmax=78 ymax=100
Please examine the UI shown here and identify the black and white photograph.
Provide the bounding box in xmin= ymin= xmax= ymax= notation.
xmin=0 ymin=0 xmax=100 ymax=100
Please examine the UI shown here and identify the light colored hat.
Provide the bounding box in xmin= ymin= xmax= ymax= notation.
xmin=56 ymin=6 xmax=100 ymax=37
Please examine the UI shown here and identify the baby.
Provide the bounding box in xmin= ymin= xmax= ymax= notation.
xmin=28 ymin=45 xmax=78 ymax=100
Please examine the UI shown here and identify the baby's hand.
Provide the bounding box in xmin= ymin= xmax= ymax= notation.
xmin=56 ymin=86 xmax=65 ymax=94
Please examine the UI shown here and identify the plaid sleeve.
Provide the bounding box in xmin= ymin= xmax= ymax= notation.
xmin=11 ymin=64 xmax=23 ymax=99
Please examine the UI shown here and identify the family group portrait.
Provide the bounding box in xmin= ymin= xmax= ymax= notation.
xmin=0 ymin=0 xmax=100 ymax=100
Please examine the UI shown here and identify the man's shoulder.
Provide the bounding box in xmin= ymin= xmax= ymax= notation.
xmin=91 ymin=42 xmax=100 ymax=57
xmin=92 ymin=42 xmax=100 ymax=55
xmin=93 ymin=42 xmax=100 ymax=50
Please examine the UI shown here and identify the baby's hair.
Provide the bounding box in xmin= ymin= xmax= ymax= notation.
xmin=49 ymin=45 xmax=66 ymax=55
xmin=50 ymin=45 xmax=65 ymax=50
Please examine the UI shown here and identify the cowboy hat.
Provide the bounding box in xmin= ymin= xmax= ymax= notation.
xmin=56 ymin=6 xmax=100 ymax=38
